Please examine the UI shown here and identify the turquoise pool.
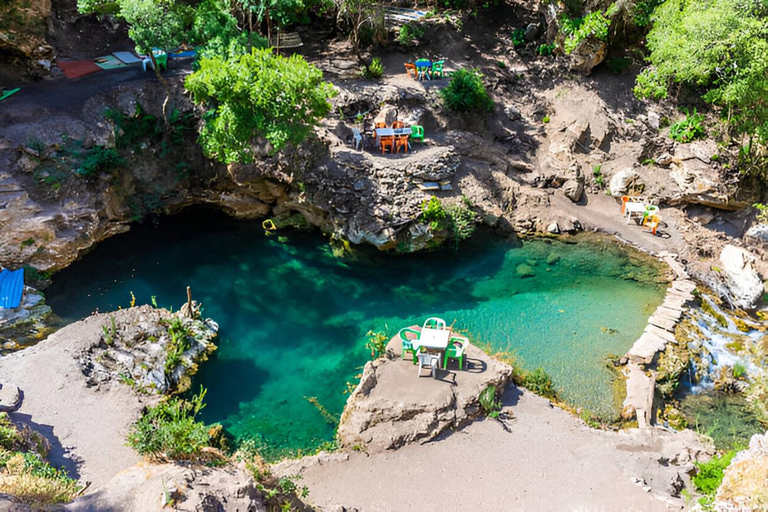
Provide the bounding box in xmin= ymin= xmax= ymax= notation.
xmin=46 ymin=208 xmax=666 ymax=456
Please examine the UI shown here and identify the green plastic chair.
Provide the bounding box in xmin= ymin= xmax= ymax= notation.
xmin=642 ymin=204 xmax=659 ymax=224
xmin=431 ymin=60 xmax=445 ymax=79
xmin=152 ymin=48 xmax=168 ymax=71
xmin=399 ymin=327 xmax=421 ymax=363
xmin=410 ymin=125 xmax=425 ymax=142
xmin=443 ymin=336 xmax=468 ymax=370
xmin=422 ymin=317 xmax=446 ymax=330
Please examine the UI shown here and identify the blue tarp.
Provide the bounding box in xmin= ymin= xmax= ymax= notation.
xmin=0 ymin=268 xmax=24 ymax=309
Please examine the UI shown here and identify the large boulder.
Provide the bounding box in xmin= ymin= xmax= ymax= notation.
xmin=568 ymin=37 xmax=608 ymax=75
xmin=562 ymin=177 xmax=584 ymax=203
xmin=337 ymin=336 xmax=513 ymax=453
xmin=719 ymin=245 xmax=764 ymax=310
xmin=609 ymin=169 xmax=642 ymax=196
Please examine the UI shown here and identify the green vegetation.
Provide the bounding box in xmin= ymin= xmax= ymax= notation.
xmin=511 ymin=28 xmax=526 ymax=47
xmin=732 ymin=363 xmax=746 ymax=380
xmin=420 ymin=197 xmax=447 ymax=231
xmin=362 ymin=57 xmax=384 ymax=79
xmin=592 ymin=164 xmax=604 ymax=188
xmin=127 ymin=387 xmax=219 ymax=460
xmin=398 ymin=23 xmax=424 ymax=46
xmin=753 ymin=203 xmax=768 ymax=224
xmin=693 ymin=449 xmax=737 ymax=507
xmin=519 ymin=367 xmax=558 ymax=400
xmin=668 ymin=109 xmax=705 ymax=143
xmin=419 ymin=197 xmax=478 ymax=247
xmin=538 ymin=43 xmax=555 ymax=56
xmin=635 ymin=0 xmax=768 ymax=145
xmin=237 ymin=439 xmax=309 ymax=509
xmin=606 ymin=57 xmax=632 ymax=74
xmin=479 ymin=385 xmax=502 ymax=418
xmin=101 ymin=315 xmax=118 ymax=346
xmin=560 ymin=4 xmax=614 ymax=54
xmin=0 ymin=414 xmax=82 ymax=506
xmin=440 ymin=69 xmax=494 ymax=113
xmin=186 ymin=48 xmax=336 ymax=163
xmin=364 ymin=329 xmax=388 ymax=359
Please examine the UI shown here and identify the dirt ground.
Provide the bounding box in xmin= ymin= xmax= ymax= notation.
xmin=280 ymin=388 xmax=681 ymax=511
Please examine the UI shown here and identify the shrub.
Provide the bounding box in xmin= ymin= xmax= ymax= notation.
xmin=754 ymin=203 xmax=768 ymax=224
xmin=521 ymin=367 xmax=557 ymax=399
xmin=126 ymin=387 xmax=215 ymax=460
xmin=362 ymin=57 xmax=384 ymax=79
xmin=669 ymin=108 xmax=705 ymax=143
xmin=398 ymin=23 xmax=424 ymax=46
xmin=693 ymin=450 xmax=737 ymax=506
xmin=74 ymin=146 xmax=123 ymax=177
xmin=538 ymin=43 xmax=555 ymax=56
xmin=420 ymin=197 xmax=447 ymax=231
xmin=163 ymin=317 xmax=193 ymax=379
xmin=561 ymin=5 xmax=614 ymax=54
xmin=479 ymin=385 xmax=502 ymax=418
xmin=446 ymin=201 xmax=477 ymax=245
xmin=364 ymin=329 xmax=388 ymax=359
xmin=0 ymin=413 xmax=21 ymax=449
xmin=732 ymin=363 xmax=747 ymax=380
xmin=0 ymin=452 xmax=81 ymax=506
xmin=511 ymin=28 xmax=525 ymax=47
xmin=440 ymin=69 xmax=494 ymax=113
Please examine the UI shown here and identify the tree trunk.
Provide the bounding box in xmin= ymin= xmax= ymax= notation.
xmin=149 ymin=52 xmax=172 ymax=126
xmin=248 ymin=8 xmax=253 ymax=49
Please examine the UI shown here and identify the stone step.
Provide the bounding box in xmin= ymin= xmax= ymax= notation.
xmin=628 ymin=332 xmax=667 ymax=363
xmin=662 ymin=256 xmax=688 ymax=279
xmin=672 ymin=280 xmax=696 ymax=292
xmin=648 ymin=314 xmax=678 ymax=333
xmin=644 ymin=324 xmax=677 ymax=344
xmin=624 ymin=363 xmax=656 ymax=427
xmin=656 ymin=305 xmax=684 ymax=318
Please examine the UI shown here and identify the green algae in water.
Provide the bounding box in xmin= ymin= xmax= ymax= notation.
xmin=680 ymin=391 xmax=765 ymax=450
xmin=45 ymin=209 xmax=665 ymax=457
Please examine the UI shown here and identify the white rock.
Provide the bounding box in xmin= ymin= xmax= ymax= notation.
xmin=547 ymin=222 xmax=560 ymax=234
xmin=562 ymin=178 xmax=584 ymax=203
xmin=719 ymin=245 xmax=764 ymax=309
xmin=609 ymin=169 xmax=641 ymax=196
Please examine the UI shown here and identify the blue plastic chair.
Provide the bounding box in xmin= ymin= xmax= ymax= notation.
xmin=414 ymin=59 xmax=431 ymax=81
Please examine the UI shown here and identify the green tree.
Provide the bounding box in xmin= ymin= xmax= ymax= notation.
xmin=440 ymin=69 xmax=494 ymax=113
xmin=185 ymin=47 xmax=336 ymax=163
xmin=635 ymin=0 xmax=768 ymax=144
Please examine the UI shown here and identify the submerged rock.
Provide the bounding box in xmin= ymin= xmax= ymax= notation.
xmin=515 ymin=263 xmax=535 ymax=278
xmin=337 ymin=338 xmax=513 ymax=453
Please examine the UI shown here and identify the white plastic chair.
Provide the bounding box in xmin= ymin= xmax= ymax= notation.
xmin=417 ymin=352 xmax=441 ymax=378
xmin=422 ymin=317 xmax=447 ymax=330
xmin=351 ymin=128 xmax=363 ymax=150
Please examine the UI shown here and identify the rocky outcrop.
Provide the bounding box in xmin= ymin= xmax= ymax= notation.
xmin=714 ymin=430 xmax=768 ymax=510
xmin=609 ymin=169 xmax=642 ymax=196
xmin=568 ymin=37 xmax=608 ymax=75
xmin=337 ymin=337 xmax=513 ymax=453
xmin=0 ymin=0 xmax=54 ymax=76
xmin=79 ymin=305 xmax=218 ymax=394
xmin=717 ymin=244 xmax=764 ymax=310
xmin=69 ymin=462 xmax=268 ymax=512
xmin=0 ymin=287 xmax=52 ymax=351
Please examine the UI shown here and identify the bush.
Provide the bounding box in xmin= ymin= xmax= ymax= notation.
xmin=362 ymin=57 xmax=384 ymax=79
xmin=440 ymin=69 xmax=494 ymax=113
xmin=693 ymin=450 xmax=737 ymax=506
xmin=127 ymin=387 xmax=216 ymax=460
xmin=538 ymin=43 xmax=555 ymax=56
xmin=521 ymin=367 xmax=557 ymax=399
xmin=398 ymin=23 xmax=424 ymax=46
xmin=365 ymin=329 xmax=388 ymax=359
xmin=74 ymin=146 xmax=123 ymax=177
xmin=669 ymin=108 xmax=705 ymax=143
xmin=420 ymin=197 xmax=447 ymax=231
xmin=0 ymin=413 xmax=21 ymax=450
xmin=561 ymin=5 xmax=614 ymax=54
xmin=511 ymin=28 xmax=525 ymax=47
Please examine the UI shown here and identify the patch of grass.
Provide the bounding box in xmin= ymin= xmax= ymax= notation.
xmin=420 ymin=196 xmax=448 ymax=231
xmin=101 ymin=315 xmax=117 ymax=346
xmin=236 ymin=438 xmax=309 ymax=508
xmin=163 ymin=317 xmax=193 ymax=380
xmin=520 ymin=367 xmax=557 ymax=400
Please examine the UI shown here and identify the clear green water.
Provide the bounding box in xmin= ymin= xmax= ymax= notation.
xmin=45 ymin=208 xmax=665 ymax=456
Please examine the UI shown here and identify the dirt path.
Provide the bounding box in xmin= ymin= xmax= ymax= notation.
xmin=281 ymin=389 xmax=680 ymax=511
xmin=552 ymin=192 xmax=688 ymax=255
xmin=0 ymin=312 xmax=144 ymax=490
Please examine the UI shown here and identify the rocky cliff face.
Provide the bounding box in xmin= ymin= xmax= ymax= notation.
xmin=0 ymin=0 xmax=53 ymax=77
xmin=714 ymin=430 xmax=768 ymax=509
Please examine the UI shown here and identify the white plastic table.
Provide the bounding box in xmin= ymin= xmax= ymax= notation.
xmin=413 ymin=327 xmax=451 ymax=351
xmin=624 ymin=202 xmax=646 ymax=222
xmin=373 ymin=127 xmax=412 ymax=137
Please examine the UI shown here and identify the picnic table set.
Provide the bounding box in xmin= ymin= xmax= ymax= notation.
xmin=352 ymin=120 xmax=425 ymax=154
xmin=404 ymin=59 xmax=446 ymax=81
xmin=620 ymin=196 xmax=661 ymax=235
xmin=398 ymin=317 xmax=469 ymax=378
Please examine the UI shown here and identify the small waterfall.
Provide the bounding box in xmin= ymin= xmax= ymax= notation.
xmin=686 ymin=296 xmax=764 ymax=393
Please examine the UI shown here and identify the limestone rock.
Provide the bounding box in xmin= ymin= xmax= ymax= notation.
xmin=562 ymin=178 xmax=584 ymax=202
xmin=609 ymin=169 xmax=641 ymax=196
xmin=715 ymin=430 xmax=768 ymax=510
xmin=0 ymin=383 xmax=21 ymax=412
xmin=568 ymin=37 xmax=608 ymax=75
xmin=718 ymin=245 xmax=764 ymax=310
xmin=546 ymin=222 xmax=560 ymax=234
xmin=337 ymin=341 xmax=513 ymax=453
xmin=373 ymin=105 xmax=399 ymax=127
xmin=504 ymin=104 xmax=522 ymax=121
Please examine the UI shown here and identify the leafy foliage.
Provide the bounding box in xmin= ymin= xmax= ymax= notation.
xmin=365 ymin=329 xmax=388 ymax=359
xmin=74 ymin=146 xmax=123 ymax=177
xmin=185 ymin=47 xmax=336 ymax=163
xmin=117 ymin=0 xmax=191 ymax=56
xmin=538 ymin=43 xmax=555 ymax=56
xmin=561 ymin=5 xmax=614 ymax=54
xmin=127 ymin=387 xmax=214 ymax=460
xmin=754 ymin=203 xmax=768 ymax=224
xmin=398 ymin=23 xmax=424 ymax=46
xmin=669 ymin=108 xmax=705 ymax=143
xmin=479 ymin=385 xmax=502 ymax=418
xmin=635 ymin=0 xmax=768 ymax=141
xmin=362 ymin=57 xmax=384 ymax=79
xmin=420 ymin=197 xmax=447 ymax=231
xmin=0 ymin=413 xmax=21 ymax=450
xmin=76 ymin=0 xmax=120 ymax=15
xmin=440 ymin=69 xmax=494 ymax=113
xmin=520 ymin=367 xmax=557 ymax=399
xmin=693 ymin=450 xmax=737 ymax=506
xmin=511 ymin=28 xmax=525 ymax=47
xmin=446 ymin=200 xmax=477 ymax=245
xmin=164 ymin=317 xmax=193 ymax=379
